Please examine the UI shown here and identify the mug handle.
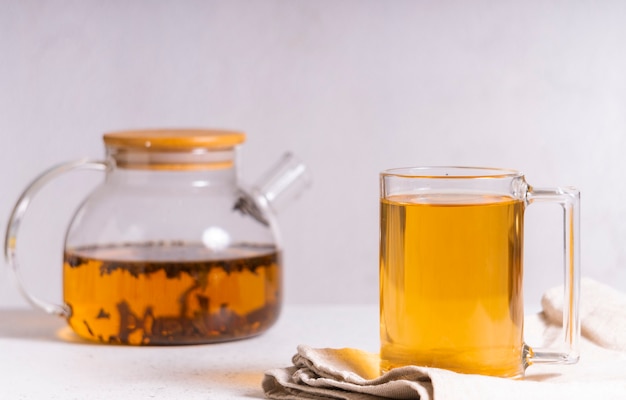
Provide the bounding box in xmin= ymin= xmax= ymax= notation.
xmin=4 ymin=159 xmax=107 ymax=317
xmin=525 ymin=186 xmax=581 ymax=365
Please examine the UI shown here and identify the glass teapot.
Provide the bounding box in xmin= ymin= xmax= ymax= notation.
xmin=5 ymin=129 xmax=310 ymax=345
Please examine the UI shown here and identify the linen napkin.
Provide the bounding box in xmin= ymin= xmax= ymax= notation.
xmin=263 ymin=278 xmax=626 ymax=400
xmin=542 ymin=278 xmax=626 ymax=351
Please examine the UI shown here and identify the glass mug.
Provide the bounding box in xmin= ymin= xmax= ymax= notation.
xmin=379 ymin=167 xmax=580 ymax=378
xmin=5 ymin=129 xmax=310 ymax=345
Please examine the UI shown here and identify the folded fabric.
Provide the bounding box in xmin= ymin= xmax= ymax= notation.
xmin=263 ymin=279 xmax=626 ymax=400
xmin=542 ymin=277 xmax=626 ymax=351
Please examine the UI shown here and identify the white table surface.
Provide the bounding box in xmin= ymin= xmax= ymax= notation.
xmin=0 ymin=305 xmax=379 ymax=399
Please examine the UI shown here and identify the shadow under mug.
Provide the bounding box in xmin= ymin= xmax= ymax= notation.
xmin=379 ymin=166 xmax=580 ymax=378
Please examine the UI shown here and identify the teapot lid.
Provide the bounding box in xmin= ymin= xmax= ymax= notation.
xmin=103 ymin=129 xmax=246 ymax=150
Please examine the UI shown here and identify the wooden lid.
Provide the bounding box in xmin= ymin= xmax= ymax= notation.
xmin=103 ymin=129 xmax=246 ymax=150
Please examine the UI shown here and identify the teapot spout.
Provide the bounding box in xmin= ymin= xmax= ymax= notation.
xmin=253 ymin=152 xmax=311 ymax=214
xmin=234 ymin=152 xmax=311 ymax=225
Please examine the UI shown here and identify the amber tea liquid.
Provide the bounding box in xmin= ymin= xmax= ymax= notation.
xmin=63 ymin=242 xmax=281 ymax=345
xmin=380 ymin=193 xmax=525 ymax=377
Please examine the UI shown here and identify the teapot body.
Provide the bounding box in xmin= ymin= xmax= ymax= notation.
xmin=64 ymin=160 xmax=281 ymax=344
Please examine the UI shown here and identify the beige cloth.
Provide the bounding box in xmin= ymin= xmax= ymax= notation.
xmin=263 ymin=279 xmax=626 ymax=400
xmin=542 ymin=278 xmax=626 ymax=352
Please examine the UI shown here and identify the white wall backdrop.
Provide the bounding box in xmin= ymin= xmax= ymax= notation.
xmin=2 ymin=0 xmax=626 ymax=311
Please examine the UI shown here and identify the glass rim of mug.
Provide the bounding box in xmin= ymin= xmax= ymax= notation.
xmin=380 ymin=166 xmax=524 ymax=179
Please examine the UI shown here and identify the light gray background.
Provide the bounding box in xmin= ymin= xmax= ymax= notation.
xmin=2 ymin=1 xmax=625 ymax=311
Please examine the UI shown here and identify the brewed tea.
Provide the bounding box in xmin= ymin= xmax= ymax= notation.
xmin=63 ymin=241 xmax=281 ymax=345
xmin=380 ymin=193 xmax=524 ymax=377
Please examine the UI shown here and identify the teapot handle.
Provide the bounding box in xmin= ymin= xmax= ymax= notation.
xmin=4 ymin=159 xmax=107 ymax=317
